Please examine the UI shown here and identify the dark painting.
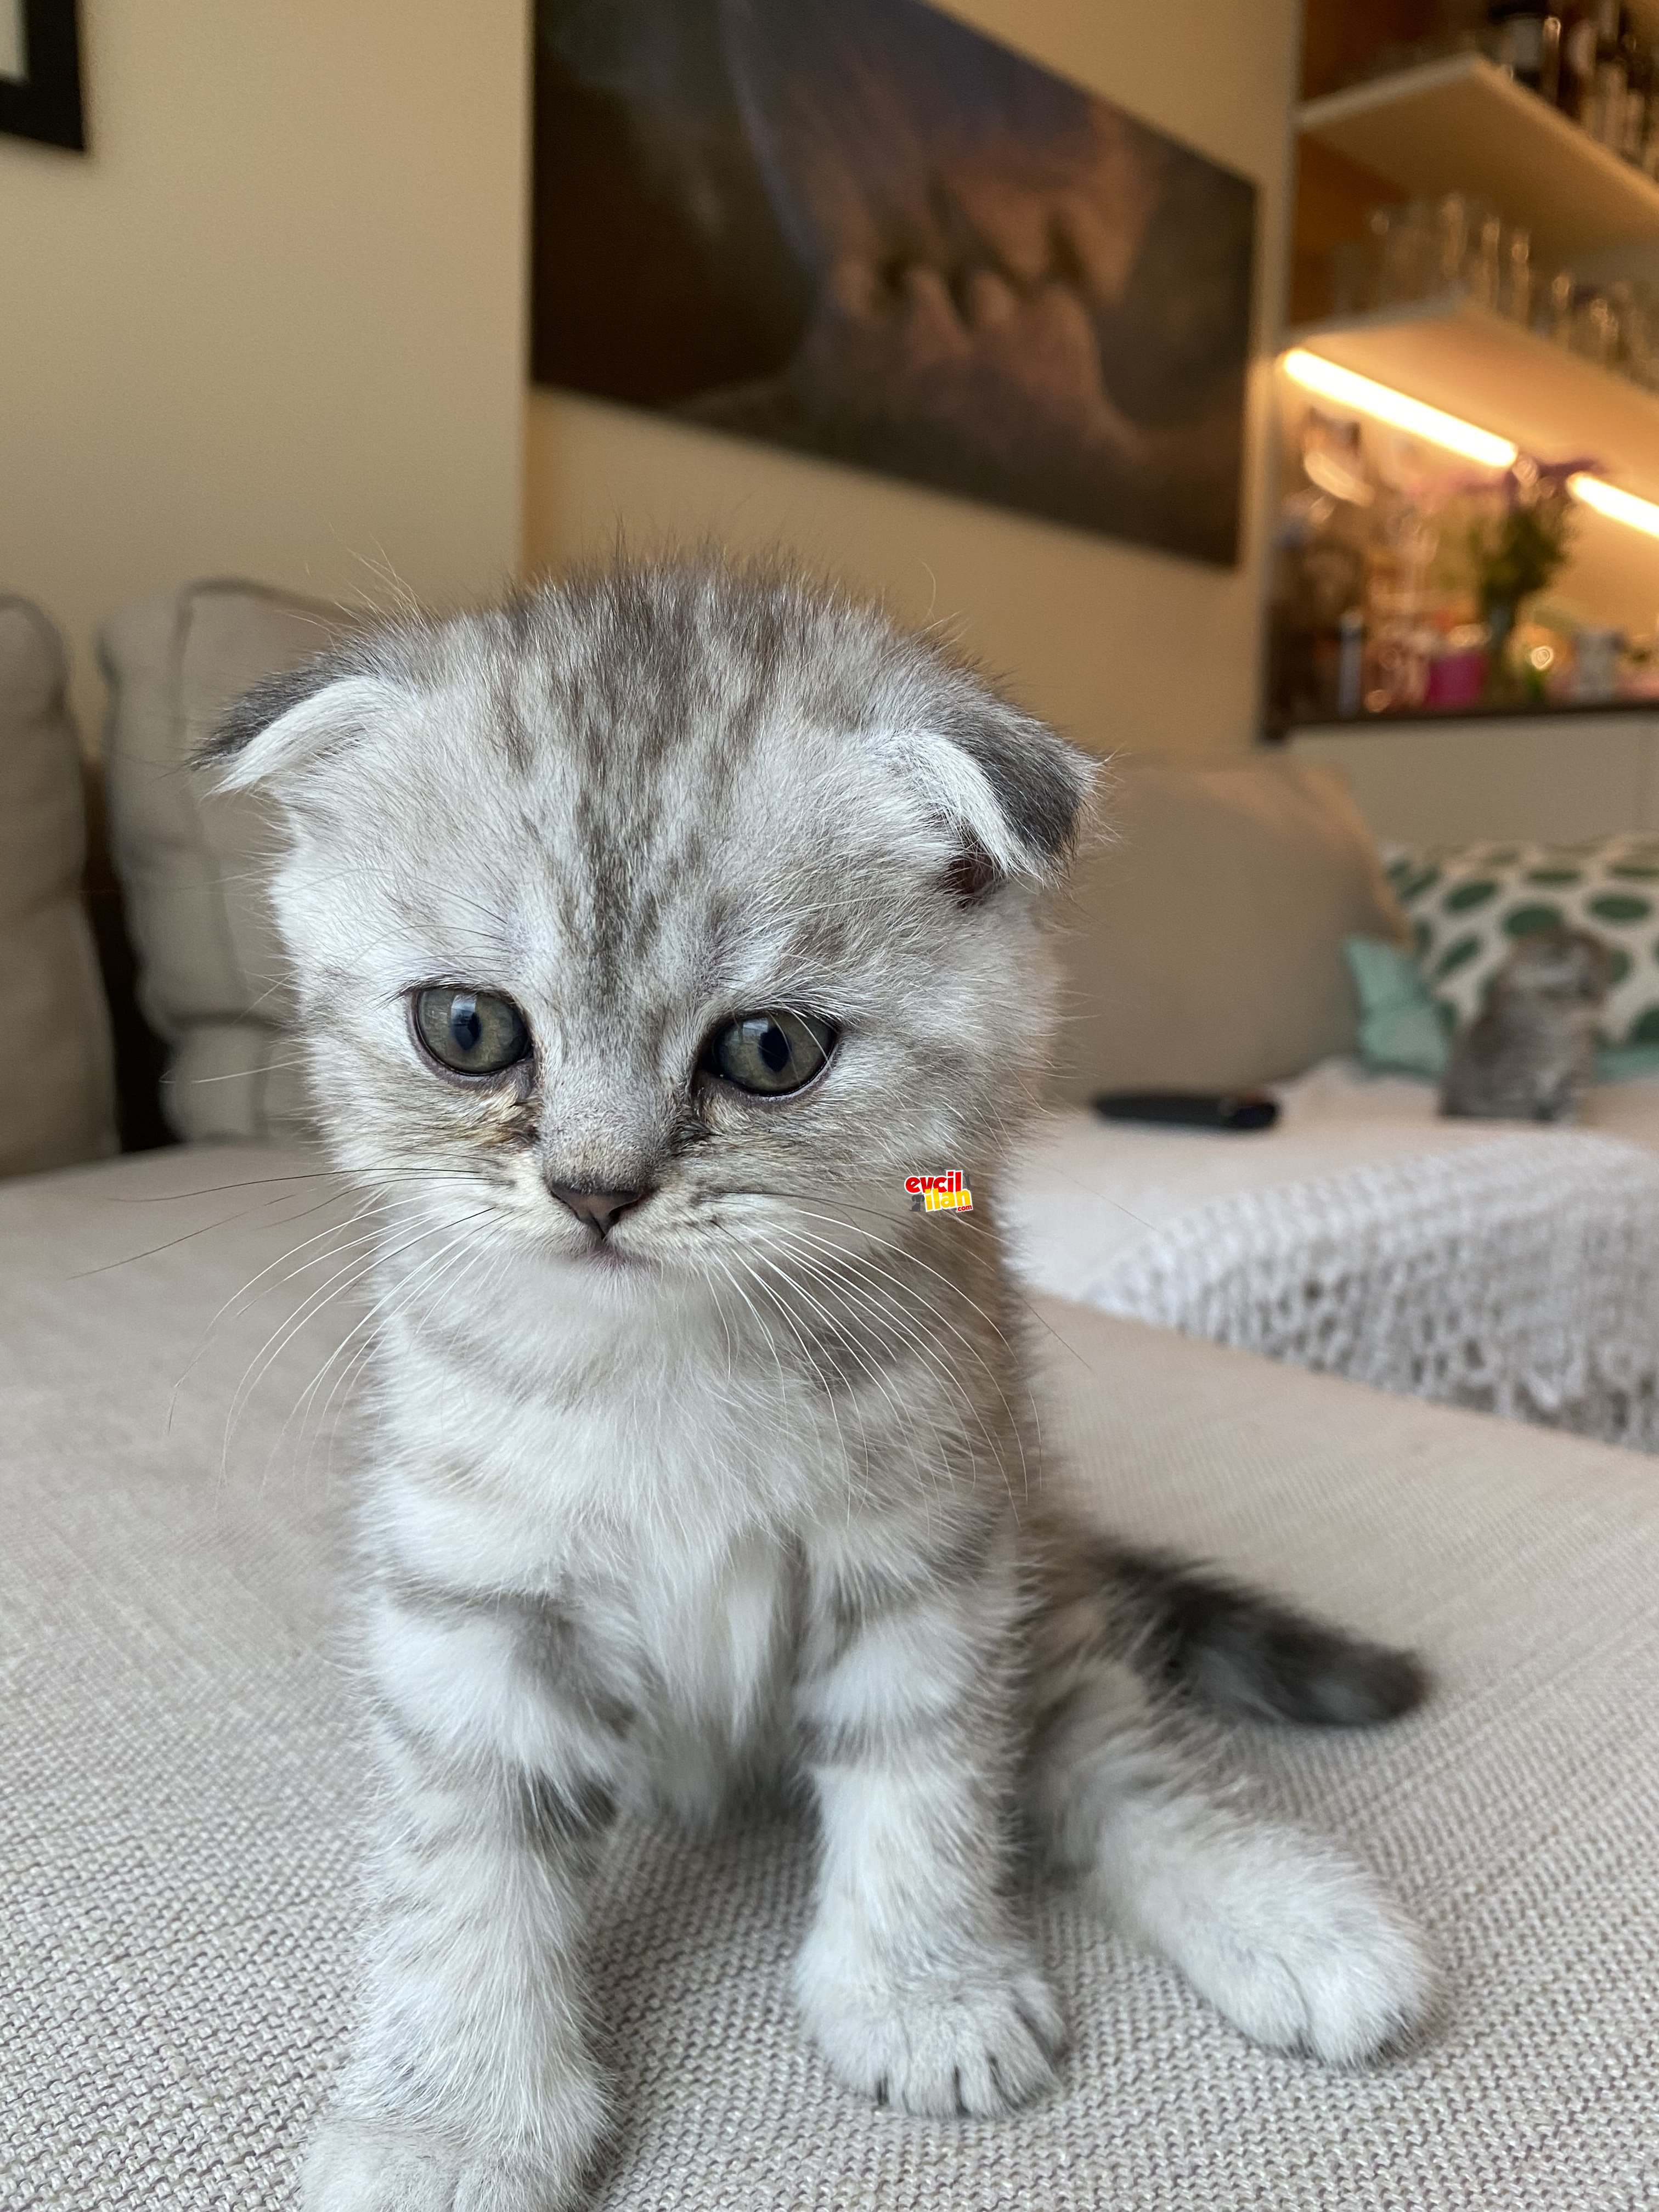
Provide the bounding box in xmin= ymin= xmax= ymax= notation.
xmin=532 ymin=0 xmax=1256 ymax=565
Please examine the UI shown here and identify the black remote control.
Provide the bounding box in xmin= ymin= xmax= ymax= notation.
xmin=1092 ymin=1090 xmax=1280 ymax=1133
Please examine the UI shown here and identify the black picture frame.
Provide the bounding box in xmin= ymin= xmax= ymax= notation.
xmin=0 ymin=0 xmax=86 ymax=152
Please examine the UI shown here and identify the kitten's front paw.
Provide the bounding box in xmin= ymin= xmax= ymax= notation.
xmin=302 ymin=2113 xmax=597 ymax=2212
xmin=1149 ymin=1825 xmax=1436 ymax=2064
xmin=796 ymin=1933 xmax=1066 ymax=2118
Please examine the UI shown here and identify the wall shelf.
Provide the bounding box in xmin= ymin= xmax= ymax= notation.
xmin=1286 ymin=294 xmax=1659 ymax=499
xmin=1299 ymin=53 xmax=1659 ymax=262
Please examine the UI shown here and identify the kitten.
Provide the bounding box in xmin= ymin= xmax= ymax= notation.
xmin=208 ymin=563 xmax=1435 ymax=2212
xmin=1441 ymin=926 xmax=1612 ymax=1122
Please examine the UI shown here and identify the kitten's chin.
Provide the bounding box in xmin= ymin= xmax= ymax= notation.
xmin=560 ymin=1238 xmax=647 ymax=1274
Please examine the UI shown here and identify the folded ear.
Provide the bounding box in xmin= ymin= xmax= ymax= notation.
xmin=879 ymin=689 xmax=1099 ymax=892
xmin=196 ymin=649 xmax=389 ymax=794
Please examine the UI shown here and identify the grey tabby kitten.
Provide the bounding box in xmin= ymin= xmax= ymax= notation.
xmin=1441 ymin=926 xmax=1612 ymax=1122
xmin=209 ymin=563 xmax=1434 ymax=2212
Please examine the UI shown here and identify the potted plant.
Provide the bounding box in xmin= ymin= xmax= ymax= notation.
xmin=1465 ymin=459 xmax=1582 ymax=705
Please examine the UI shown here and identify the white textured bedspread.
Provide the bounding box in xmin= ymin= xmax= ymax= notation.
xmin=1005 ymin=1062 xmax=1659 ymax=1449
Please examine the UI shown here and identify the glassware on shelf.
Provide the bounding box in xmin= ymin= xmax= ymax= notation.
xmin=1571 ymin=286 xmax=1621 ymax=365
xmin=1576 ymin=625 xmax=1625 ymax=699
xmin=1470 ymin=207 xmax=1505 ymax=308
xmin=1620 ymin=284 xmax=1659 ymax=390
xmin=1546 ymin=264 xmax=1577 ymax=342
xmin=1374 ymin=200 xmax=1433 ymax=306
xmin=1501 ymin=225 xmax=1533 ymax=323
xmin=1330 ymin=195 xmax=1508 ymax=317
xmin=1323 ymin=197 xmax=1659 ymax=408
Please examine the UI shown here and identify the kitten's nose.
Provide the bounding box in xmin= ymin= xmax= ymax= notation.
xmin=546 ymin=1183 xmax=649 ymax=1236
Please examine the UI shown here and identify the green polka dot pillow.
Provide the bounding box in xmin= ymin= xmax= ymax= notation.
xmin=1385 ymin=835 xmax=1659 ymax=1048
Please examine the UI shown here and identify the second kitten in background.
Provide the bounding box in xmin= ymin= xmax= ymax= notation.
xmin=1441 ymin=927 xmax=1612 ymax=1122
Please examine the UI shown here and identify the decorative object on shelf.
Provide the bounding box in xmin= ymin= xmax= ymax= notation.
xmin=531 ymin=0 xmax=1256 ymax=565
xmin=1463 ymin=456 xmax=1581 ymax=699
xmin=0 ymin=0 xmax=84 ymax=151
xmin=1278 ymin=4 xmax=1659 ymax=732
xmin=1264 ymin=365 xmax=1629 ymax=726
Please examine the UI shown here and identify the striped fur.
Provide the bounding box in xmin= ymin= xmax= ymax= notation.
xmin=218 ymin=563 xmax=1435 ymax=2212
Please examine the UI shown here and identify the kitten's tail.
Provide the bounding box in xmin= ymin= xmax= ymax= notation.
xmin=1099 ymin=1542 xmax=1429 ymax=1726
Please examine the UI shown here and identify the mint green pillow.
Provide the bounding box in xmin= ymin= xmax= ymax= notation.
xmin=1599 ymin=1044 xmax=1659 ymax=1081
xmin=1344 ymin=937 xmax=1450 ymax=1077
xmin=1345 ymin=935 xmax=1659 ymax=1084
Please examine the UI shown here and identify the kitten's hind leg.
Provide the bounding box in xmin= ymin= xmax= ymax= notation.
xmin=1026 ymin=1553 xmax=1436 ymax=2064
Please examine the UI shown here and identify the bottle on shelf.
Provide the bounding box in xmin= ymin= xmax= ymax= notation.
xmin=1491 ymin=4 xmax=1551 ymax=88
xmin=1620 ymin=10 xmax=1650 ymax=156
xmin=1559 ymin=2 xmax=1601 ymax=121
xmin=1541 ymin=10 xmax=1566 ymax=100
xmin=1591 ymin=0 xmax=1628 ymax=148
xmin=1503 ymin=225 xmax=1534 ymax=323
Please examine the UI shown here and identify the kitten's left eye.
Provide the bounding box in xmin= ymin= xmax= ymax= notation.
xmin=412 ymin=987 xmax=531 ymax=1076
xmin=706 ymin=1010 xmax=837 ymax=1096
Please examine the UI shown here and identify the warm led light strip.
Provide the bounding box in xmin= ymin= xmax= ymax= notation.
xmin=1281 ymin=346 xmax=1659 ymax=540
xmin=1568 ymin=471 xmax=1659 ymax=540
xmin=1280 ymin=347 xmax=1517 ymax=467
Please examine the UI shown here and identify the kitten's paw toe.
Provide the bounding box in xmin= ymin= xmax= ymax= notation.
xmin=1147 ymin=1828 xmax=1436 ymax=2064
xmin=797 ymin=1938 xmax=1066 ymax=2118
xmin=302 ymin=2115 xmax=597 ymax=2212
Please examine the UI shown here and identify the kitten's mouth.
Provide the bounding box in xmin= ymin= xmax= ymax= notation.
xmin=567 ymin=1234 xmax=642 ymax=1272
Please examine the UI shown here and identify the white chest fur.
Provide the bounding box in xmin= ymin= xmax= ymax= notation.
xmin=366 ymin=1257 xmax=832 ymax=1766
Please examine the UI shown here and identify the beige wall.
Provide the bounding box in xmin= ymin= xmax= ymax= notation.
xmin=1291 ymin=717 xmax=1659 ymax=845
xmin=1 ymin=1 xmax=530 ymax=745
xmin=524 ymin=0 xmax=1302 ymax=759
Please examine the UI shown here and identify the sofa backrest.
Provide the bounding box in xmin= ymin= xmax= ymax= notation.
xmin=0 ymin=596 xmax=117 ymax=1177
xmin=1048 ymin=755 xmax=1408 ymax=1104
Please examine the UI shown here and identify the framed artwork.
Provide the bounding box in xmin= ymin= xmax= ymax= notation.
xmin=532 ymin=0 xmax=1256 ymax=566
xmin=0 ymin=0 xmax=86 ymax=151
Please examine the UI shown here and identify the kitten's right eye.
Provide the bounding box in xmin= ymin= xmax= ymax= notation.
xmin=705 ymin=1009 xmax=837 ymax=1096
xmin=412 ymin=988 xmax=531 ymax=1077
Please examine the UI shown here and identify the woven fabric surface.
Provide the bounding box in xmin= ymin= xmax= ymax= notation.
xmin=1080 ymin=1131 xmax=1659 ymax=1450
xmin=3 ymin=1144 xmax=1656 ymax=2211
xmin=1006 ymin=1080 xmax=1659 ymax=1451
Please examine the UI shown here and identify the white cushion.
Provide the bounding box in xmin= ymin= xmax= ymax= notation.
xmin=0 ymin=597 xmax=116 ymax=1177
xmin=98 ymin=580 xmax=343 ymax=1142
